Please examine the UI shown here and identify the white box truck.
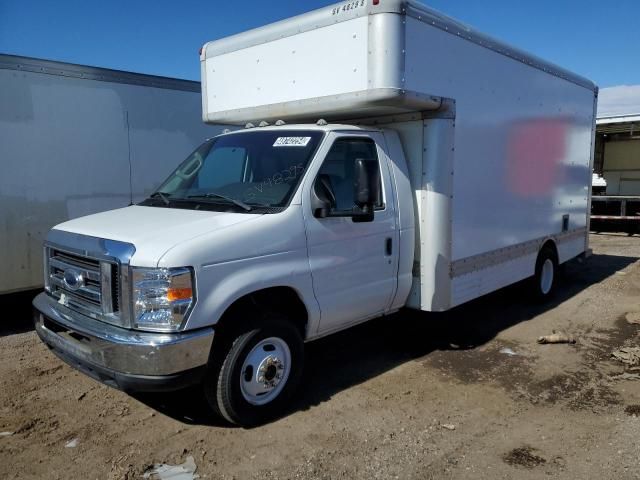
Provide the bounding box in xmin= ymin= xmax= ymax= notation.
xmin=33 ymin=1 xmax=597 ymax=426
xmin=0 ymin=54 xmax=224 ymax=295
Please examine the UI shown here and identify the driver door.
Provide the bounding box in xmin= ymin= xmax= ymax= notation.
xmin=303 ymin=132 xmax=398 ymax=335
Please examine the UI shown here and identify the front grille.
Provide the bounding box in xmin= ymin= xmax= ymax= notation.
xmin=47 ymin=248 xmax=120 ymax=322
xmin=111 ymin=270 xmax=120 ymax=313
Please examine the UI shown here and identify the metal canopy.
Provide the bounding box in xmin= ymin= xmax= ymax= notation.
xmin=597 ymin=121 xmax=640 ymax=135
xmin=596 ymin=85 xmax=640 ymax=137
xmin=597 ymin=85 xmax=640 ymax=125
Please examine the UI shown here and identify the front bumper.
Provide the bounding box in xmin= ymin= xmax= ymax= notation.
xmin=33 ymin=293 xmax=214 ymax=392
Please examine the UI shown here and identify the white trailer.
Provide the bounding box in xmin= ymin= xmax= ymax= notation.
xmin=0 ymin=54 xmax=224 ymax=294
xmin=33 ymin=1 xmax=596 ymax=426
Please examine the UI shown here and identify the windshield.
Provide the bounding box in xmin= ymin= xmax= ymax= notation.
xmin=146 ymin=130 xmax=324 ymax=212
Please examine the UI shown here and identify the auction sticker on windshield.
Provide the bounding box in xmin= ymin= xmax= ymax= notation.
xmin=273 ymin=137 xmax=312 ymax=147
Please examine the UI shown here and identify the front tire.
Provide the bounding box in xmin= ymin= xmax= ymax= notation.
xmin=204 ymin=317 xmax=303 ymax=427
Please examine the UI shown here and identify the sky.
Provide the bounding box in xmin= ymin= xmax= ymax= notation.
xmin=1 ymin=0 xmax=639 ymax=88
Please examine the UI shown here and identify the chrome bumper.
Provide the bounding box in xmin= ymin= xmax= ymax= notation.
xmin=33 ymin=293 xmax=214 ymax=381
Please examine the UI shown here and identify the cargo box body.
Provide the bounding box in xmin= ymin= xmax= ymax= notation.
xmin=201 ymin=0 xmax=596 ymax=311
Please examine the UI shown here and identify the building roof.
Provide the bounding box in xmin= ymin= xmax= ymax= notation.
xmin=597 ymin=85 xmax=640 ymax=125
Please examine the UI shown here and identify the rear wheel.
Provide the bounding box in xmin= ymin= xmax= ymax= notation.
xmin=204 ymin=316 xmax=303 ymax=427
xmin=532 ymin=245 xmax=558 ymax=299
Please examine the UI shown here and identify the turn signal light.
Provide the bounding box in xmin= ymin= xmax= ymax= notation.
xmin=167 ymin=287 xmax=193 ymax=302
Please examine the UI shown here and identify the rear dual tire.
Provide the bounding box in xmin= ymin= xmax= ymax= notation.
xmin=204 ymin=316 xmax=303 ymax=427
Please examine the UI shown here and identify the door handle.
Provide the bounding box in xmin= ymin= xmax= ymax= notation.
xmin=385 ymin=237 xmax=393 ymax=256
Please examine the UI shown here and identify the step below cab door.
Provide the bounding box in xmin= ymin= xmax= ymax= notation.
xmin=302 ymin=131 xmax=398 ymax=335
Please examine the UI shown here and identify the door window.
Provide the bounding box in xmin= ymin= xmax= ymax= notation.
xmin=316 ymin=137 xmax=383 ymax=212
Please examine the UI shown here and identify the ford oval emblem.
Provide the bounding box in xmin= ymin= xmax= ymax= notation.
xmin=63 ymin=268 xmax=84 ymax=291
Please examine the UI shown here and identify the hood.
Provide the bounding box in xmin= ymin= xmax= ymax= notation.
xmin=52 ymin=205 xmax=261 ymax=266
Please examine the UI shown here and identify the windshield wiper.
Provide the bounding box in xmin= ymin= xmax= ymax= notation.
xmin=149 ymin=191 xmax=170 ymax=205
xmin=187 ymin=193 xmax=252 ymax=211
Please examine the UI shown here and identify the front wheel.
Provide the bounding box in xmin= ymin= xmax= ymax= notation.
xmin=204 ymin=317 xmax=303 ymax=427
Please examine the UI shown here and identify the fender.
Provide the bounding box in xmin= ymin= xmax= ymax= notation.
xmin=157 ymin=205 xmax=321 ymax=335
xmin=187 ymin=249 xmax=320 ymax=335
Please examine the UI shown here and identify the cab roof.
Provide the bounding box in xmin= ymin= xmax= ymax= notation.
xmin=218 ymin=123 xmax=382 ymax=136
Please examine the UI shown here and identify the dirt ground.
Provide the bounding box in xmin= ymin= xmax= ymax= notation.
xmin=1 ymin=232 xmax=640 ymax=479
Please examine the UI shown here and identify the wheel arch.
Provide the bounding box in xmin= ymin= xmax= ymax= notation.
xmin=214 ymin=286 xmax=311 ymax=340
xmin=538 ymin=238 xmax=559 ymax=264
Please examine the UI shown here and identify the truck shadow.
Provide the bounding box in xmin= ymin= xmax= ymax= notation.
xmin=135 ymin=252 xmax=637 ymax=426
xmin=0 ymin=289 xmax=40 ymax=336
xmin=297 ymin=253 xmax=637 ymax=409
xmin=591 ymin=222 xmax=640 ymax=237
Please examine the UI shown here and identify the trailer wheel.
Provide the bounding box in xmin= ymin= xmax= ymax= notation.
xmin=533 ymin=245 xmax=558 ymax=299
xmin=204 ymin=316 xmax=303 ymax=427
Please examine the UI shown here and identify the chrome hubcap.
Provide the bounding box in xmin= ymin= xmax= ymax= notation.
xmin=240 ymin=337 xmax=291 ymax=406
xmin=540 ymin=259 xmax=554 ymax=294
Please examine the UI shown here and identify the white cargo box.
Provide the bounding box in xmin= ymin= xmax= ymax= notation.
xmin=201 ymin=0 xmax=597 ymax=312
xmin=200 ymin=0 xmax=593 ymax=125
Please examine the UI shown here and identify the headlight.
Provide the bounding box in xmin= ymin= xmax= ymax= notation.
xmin=132 ymin=267 xmax=195 ymax=332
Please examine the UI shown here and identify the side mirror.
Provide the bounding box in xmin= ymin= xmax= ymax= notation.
xmin=310 ymin=160 xmax=379 ymax=222
xmin=353 ymin=158 xmax=379 ymax=222
xmin=311 ymin=174 xmax=336 ymax=218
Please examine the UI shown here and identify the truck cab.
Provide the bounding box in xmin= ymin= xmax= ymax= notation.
xmin=33 ymin=123 xmax=414 ymax=425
